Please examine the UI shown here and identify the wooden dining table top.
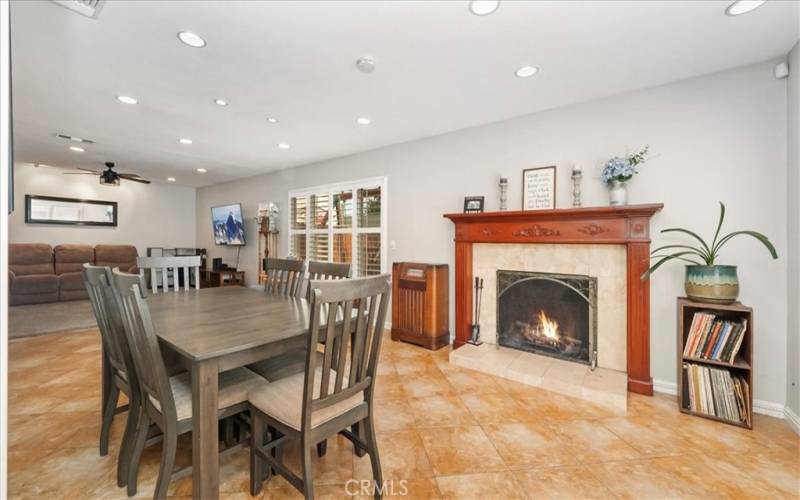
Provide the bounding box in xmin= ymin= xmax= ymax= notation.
xmin=146 ymin=286 xmax=312 ymax=361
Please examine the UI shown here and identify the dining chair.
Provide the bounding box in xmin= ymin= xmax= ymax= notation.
xmin=136 ymin=255 xmax=201 ymax=294
xmin=248 ymin=274 xmax=391 ymax=499
xmin=111 ymin=269 xmax=267 ymax=499
xmin=82 ymin=263 xmax=139 ymax=488
xmin=264 ymin=257 xmax=306 ymax=297
xmin=305 ymin=260 xmax=352 ymax=300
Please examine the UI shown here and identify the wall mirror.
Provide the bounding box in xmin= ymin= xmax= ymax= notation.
xmin=25 ymin=195 xmax=118 ymax=227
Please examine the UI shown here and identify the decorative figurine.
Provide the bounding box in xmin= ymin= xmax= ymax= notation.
xmin=499 ymin=176 xmax=508 ymax=211
xmin=571 ymin=165 xmax=582 ymax=207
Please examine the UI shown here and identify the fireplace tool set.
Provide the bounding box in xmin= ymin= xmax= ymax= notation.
xmin=468 ymin=277 xmax=484 ymax=345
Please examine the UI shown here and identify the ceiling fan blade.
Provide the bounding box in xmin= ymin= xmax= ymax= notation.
xmin=119 ymin=175 xmax=151 ymax=184
xmin=63 ymin=172 xmax=98 ymax=175
xmin=77 ymin=167 xmax=101 ymax=173
xmin=117 ymin=172 xmax=144 ymax=178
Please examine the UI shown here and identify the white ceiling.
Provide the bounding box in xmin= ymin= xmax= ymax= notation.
xmin=10 ymin=0 xmax=799 ymax=187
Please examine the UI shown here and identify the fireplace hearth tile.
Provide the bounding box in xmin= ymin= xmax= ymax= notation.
xmin=450 ymin=343 xmax=626 ymax=411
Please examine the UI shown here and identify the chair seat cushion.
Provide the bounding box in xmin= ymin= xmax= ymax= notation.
xmin=11 ymin=274 xmax=58 ymax=294
xmin=248 ymin=368 xmax=364 ymax=431
xmin=248 ymin=349 xmax=322 ymax=382
xmin=150 ymin=367 xmax=266 ymax=421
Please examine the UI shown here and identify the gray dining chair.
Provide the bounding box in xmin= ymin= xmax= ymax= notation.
xmin=111 ymin=269 xmax=267 ymax=499
xmin=82 ymin=263 xmax=139 ymax=488
xmin=264 ymin=257 xmax=306 ymax=297
xmin=305 ymin=260 xmax=352 ymax=300
xmin=248 ymin=274 xmax=391 ymax=499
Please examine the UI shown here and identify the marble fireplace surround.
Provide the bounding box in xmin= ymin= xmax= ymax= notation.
xmin=444 ymin=204 xmax=663 ymax=395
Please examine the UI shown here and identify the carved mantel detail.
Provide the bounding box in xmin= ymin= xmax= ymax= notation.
xmin=512 ymin=225 xmax=560 ymax=237
xmin=577 ymin=223 xmax=607 ymax=237
xmin=481 ymin=227 xmax=501 ymax=237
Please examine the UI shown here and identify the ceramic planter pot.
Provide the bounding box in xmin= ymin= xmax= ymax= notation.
xmin=684 ymin=265 xmax=739 ymax=304
xmin=608 ymin=180 xmax=628 ymax=206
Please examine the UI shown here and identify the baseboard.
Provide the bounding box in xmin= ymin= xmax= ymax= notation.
xmin=784 ymin=406 xmax=800 ymax=435
xmin=652 ymin=378 xmax=786 ymax=418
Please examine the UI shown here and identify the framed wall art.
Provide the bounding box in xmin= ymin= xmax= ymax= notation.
xmin=522 ymin=166 xmax=556 ymax=210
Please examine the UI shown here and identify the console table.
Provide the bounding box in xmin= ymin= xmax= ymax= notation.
xmin=200 ymin=269 xmax=246 ymax=288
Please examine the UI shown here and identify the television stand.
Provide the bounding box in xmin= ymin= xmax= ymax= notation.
xmin=200 ymin=269 xmax=245 ymax=288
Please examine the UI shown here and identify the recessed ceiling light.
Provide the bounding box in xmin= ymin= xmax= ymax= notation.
xmin=725 ymin=0 xmax=767 ymax=16
xmin=196 ymin=168 xmax=207 ymax=173
xmin=277 ymin=143 xmax=290 ymax=149
xmin=355 ymin=57 xmax=376 ymax=73
xmin=177 ymin=31 xmax=206 ymax=48
xmin=214 ymin=98 xmax=228 ymax=106
xmin=116 ymin=95 xmax=138 ymax=105
xmin=167 ymin=177 xmax=176 ymax=182
xmin=356 ymin=117 xmax=371 ymax=125
xmin=69 ymin=146 xmax=84 ymax=153
xmin=179 ymin=138 xmax=193 ymax=145
xmin=515 ymin=65 xmax=539 ymax=78
xmin=267 ymin=117 xmax=278 ymax=124
xmin=469 ymin=0 xmax=500 ymax=16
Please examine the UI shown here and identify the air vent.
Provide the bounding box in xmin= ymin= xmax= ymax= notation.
xmin=51 ymin=0 xmax=105 ymax=18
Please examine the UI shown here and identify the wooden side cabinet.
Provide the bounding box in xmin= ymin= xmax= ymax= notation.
xmin=391 ymin=262 xmax=450 ymax=350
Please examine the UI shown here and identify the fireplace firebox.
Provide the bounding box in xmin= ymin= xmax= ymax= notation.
xmin=497 ymin=270 xmax=597 ymax=367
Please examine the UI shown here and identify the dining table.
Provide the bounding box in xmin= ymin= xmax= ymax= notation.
xmin=144 ymin=286 xmax=313 ymax=499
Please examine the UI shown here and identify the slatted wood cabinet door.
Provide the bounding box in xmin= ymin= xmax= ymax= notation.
xmin=391 ymin=262 xmax=449 ymax=350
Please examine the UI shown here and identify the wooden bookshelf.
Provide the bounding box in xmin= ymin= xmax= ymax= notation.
xmin=677 ymin=297 xmax=753 ymax=429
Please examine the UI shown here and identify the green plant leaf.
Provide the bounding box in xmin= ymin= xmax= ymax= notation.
xmin=660 ymin=228 xmax=712 ymax=256
xmin=650 ymin=244 xmax=710 ymax=262
xmin=650 ymin=254 xmax=703 ymax=265
xmin=641 ymin=251 xmax=701 ymax=280
xmin=710 ymin=202 xmax=726 ymax=254
xmin=713 ymin=230 xmax=779 ymax=259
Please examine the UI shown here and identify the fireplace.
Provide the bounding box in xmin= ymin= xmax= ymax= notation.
xmin=497 ymin=270 xmax=597 ymax=367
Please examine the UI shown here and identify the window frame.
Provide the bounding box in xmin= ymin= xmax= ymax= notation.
xmin=287 ymin=176 xmax=388 ymax=276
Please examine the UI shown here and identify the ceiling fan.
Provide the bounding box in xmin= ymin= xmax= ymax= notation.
xmin=64 ymin=162 xmax=151 ymax=185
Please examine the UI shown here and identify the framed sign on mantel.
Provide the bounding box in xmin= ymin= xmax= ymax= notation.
xmin=522 ymin=166 xmax=556 ymax=210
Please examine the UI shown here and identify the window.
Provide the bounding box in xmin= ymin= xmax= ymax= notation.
xmin=288 ymin=177 xmax=387 ymax=277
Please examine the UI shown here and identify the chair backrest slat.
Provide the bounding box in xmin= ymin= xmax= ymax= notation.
xmin=305 ymin=260 xmax=351 ymax=300
xmin=264 ymin=258 xmax=306 ymax=298
xmin=301 ymin=274 xmax=391 ymax=430
xmin=137 ymin=255 xmax=201 ymax=294
xmin=111 ymin=269 xmax=177 ymax=422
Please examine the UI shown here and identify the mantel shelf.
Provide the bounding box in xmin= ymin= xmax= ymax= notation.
xmin=443 ymin=203 xmax=664 ymax=224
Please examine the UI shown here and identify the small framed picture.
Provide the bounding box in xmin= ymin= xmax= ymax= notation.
xmin=522 ymin=166 xmax=556 ymax=210
xmin=463 ymin=196 xmax=485 ymax=213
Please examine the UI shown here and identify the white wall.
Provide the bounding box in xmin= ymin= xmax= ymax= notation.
xmin=786 ymin=41 xmax=800 ymax=419
xmin=11 ymin=163 xmax=196 ymax=255
xmin=197 ymin=60 xmax=788 ymax=406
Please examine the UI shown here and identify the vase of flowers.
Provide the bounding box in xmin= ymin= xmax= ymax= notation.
xmin=601 ymin=146 xmax=649 ymax=206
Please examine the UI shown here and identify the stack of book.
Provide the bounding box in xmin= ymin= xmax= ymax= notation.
xmin=682 ymin=362 xmax=751 ymax=427
xmin=683 ymin=312 xmax=747 ymax=363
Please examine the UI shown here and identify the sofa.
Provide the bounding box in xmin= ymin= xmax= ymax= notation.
xmin=9 ymin=243 xmax=138 ymax=306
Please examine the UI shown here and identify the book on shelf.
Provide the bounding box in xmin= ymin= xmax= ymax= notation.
xmin=682 ymin=362 xmax=751 ymax=426
xmin=683 ymin=312 xmax=747 ymax=364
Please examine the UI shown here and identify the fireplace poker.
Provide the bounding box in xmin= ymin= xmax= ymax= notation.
xmin=469 ymin=277 xmax=484 ymax=345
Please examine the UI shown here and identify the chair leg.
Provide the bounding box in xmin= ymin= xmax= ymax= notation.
xmin=363 ymin=414 xmax=382 ymax=500
xmin=316 ymin=440 xmax=327 ymax=457
xmin=116 ymin=391 xmax=140 ymax=487
xmin=100 ymin=383 xmax=120 ymax=456
xmin=300 ymin=436 xmax=315 ymax=500
xmin=223 ymin=418 xmax=235 ymax=448
xmin=249 ymin=412 xmax=266 ymax=496
xmin=153 ymin=429 xmax=177 ymax=500
xmin=351 ymin=422 xmax=367 ymax=457
xmin=126 ymin=408 xmax=150 ymax=497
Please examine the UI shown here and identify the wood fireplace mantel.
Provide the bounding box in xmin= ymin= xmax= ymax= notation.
xmin=444 ymin=203 xmax=663 ymax=395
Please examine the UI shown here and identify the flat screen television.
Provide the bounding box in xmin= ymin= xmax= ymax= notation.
xmin=211 ymin=203 xmax=246 ymax=245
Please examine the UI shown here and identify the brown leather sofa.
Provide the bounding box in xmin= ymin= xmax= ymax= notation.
xmin=9 ymin=243 xmax=138 ymax=306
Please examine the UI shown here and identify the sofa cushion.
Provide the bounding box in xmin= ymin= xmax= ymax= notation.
xmin=58 ymin=272 xmax=86 ymax=291
xmin=9 ymin=243 xmax=54 ymax=276
xmin=54 ymin=245 xmax=95 ymax=275
xmin=59 ymin=288 xmax=89 ymax=301
xmin=95 ymin=245 xmax=138 ymax=272
xmin=11 ymin=274 xmax=59 ymax=294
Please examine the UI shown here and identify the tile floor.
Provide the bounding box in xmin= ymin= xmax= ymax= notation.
xmin=7 ymin=329 xmax=800 ymax=499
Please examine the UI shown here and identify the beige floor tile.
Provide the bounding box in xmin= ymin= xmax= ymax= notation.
xmin=436 ymin=472 xmax=525 ymax=500
xmin=417 ymin=426 xmax=506 ymax=475
xmin=599 ymin=416 xmax=692 ymax=457
xmin=483 ymin=422 xmax=577 ymax=469
xmin=373 ymin=397 xmax=417 ymax=432
xmin=440 ymin=366 xmax=507 ymax=394
xmin=513 ymin=465 xmax=616 ymax=499
xmin=400 ymin=369 xmax=455 ymax=398
xmin=549 ymin=418 xmax=641 ymax=464
xmin=459 ymin=392 xmax=534 ymax=424
xmin=407 ymin=395 xmax=477 ymax=428
xmin=373 ymin=371 xmax=407 ymax=399
xmin=353 ymin=429 xmax=434 ymax=480
xmin=592 ymin=456 xmax=712 ymax=499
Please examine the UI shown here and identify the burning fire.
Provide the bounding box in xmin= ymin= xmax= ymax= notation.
xmin=537 ymin=310 xmax=559 ymax=340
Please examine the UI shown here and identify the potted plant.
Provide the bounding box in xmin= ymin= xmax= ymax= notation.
xmin=601 ymin=145 xmax=649 ymax=205
xmin=641 ymin=202 xmax=778 ymax=304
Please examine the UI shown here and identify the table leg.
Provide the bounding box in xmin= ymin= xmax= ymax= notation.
xmin=192 ymin=359 xmax=219 ymax=499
